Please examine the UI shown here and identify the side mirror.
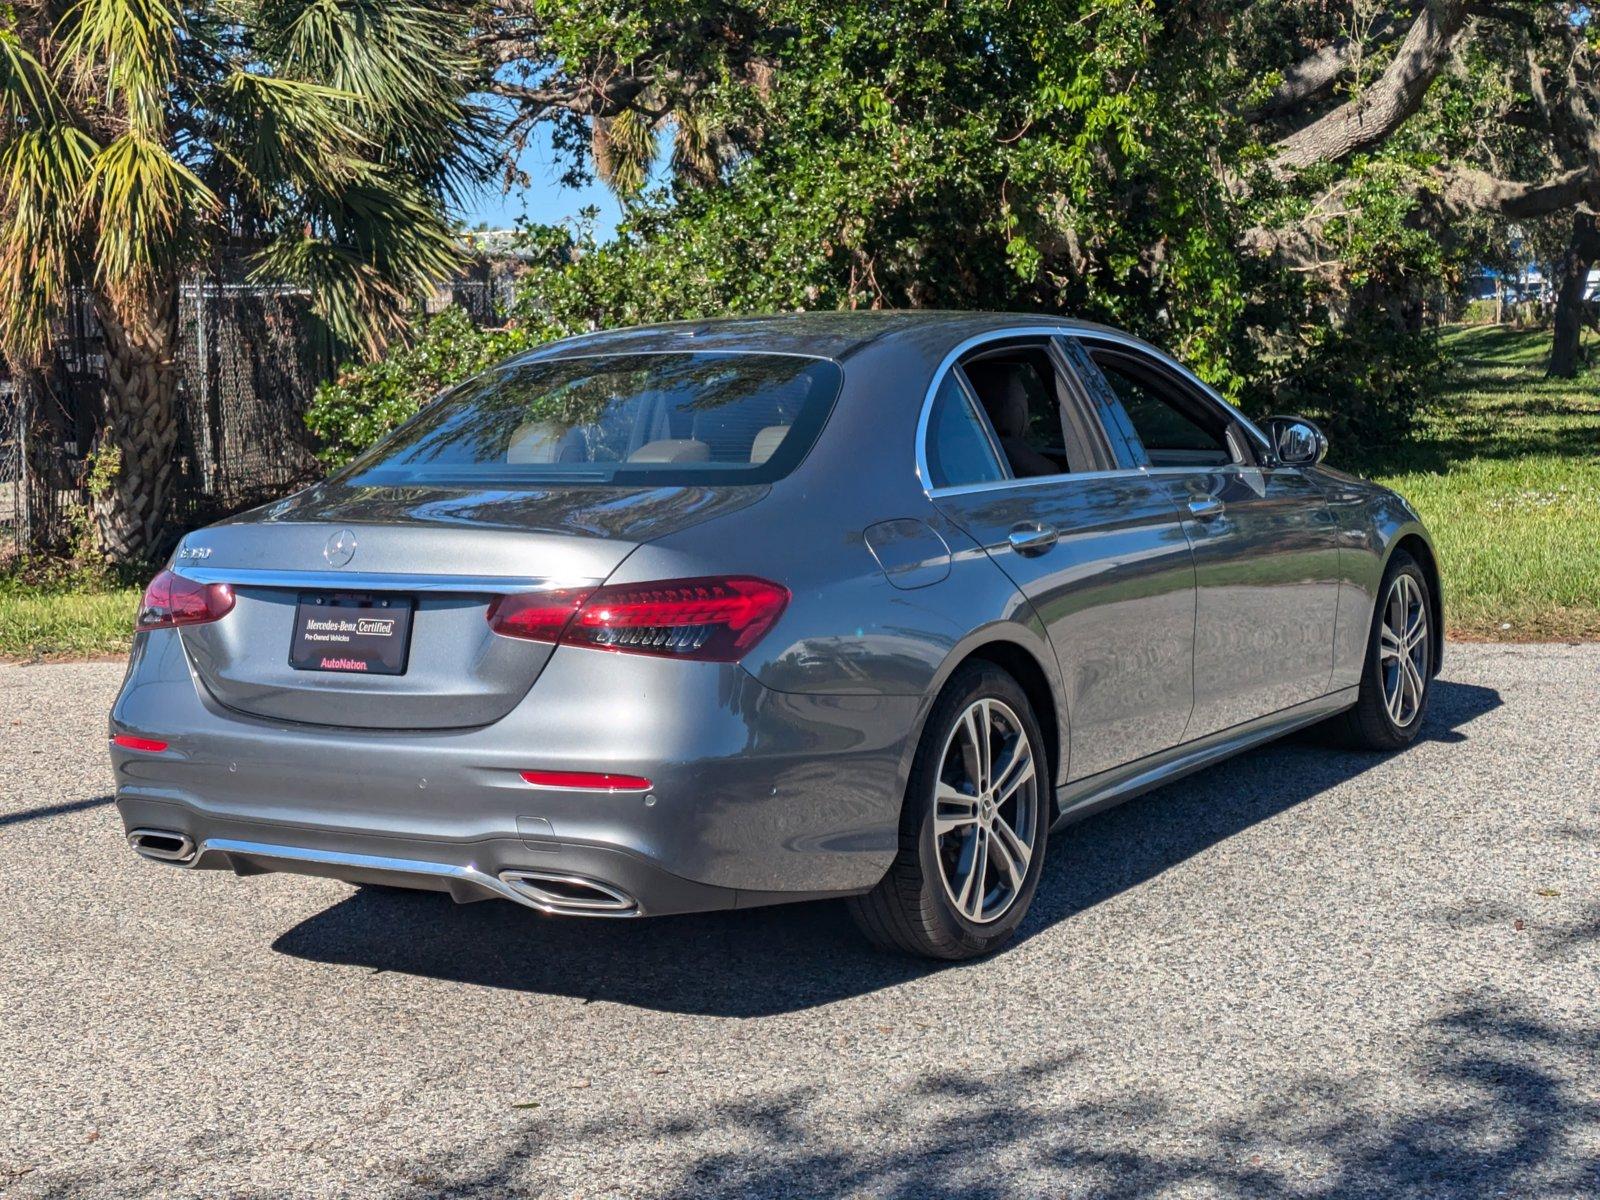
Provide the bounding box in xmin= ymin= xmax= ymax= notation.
xmin=1264 ymin=416 xmax=1328 ymax=466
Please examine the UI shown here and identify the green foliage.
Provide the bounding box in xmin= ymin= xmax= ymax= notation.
xmin=432 ymin=1 xmax=1459 ymax=436
xmin=306 ymin=305 xmax=537 ymax=465
xmin=0 ymin=580 xmax=140 ymax=660
xmin=1276 ymin=304 xmax=1445 ymax=444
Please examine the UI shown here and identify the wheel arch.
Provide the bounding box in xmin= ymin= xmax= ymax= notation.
xmin=907 ymin=637 xmax=1065 ymax=826
xmin=1391 ymin=531 xmax=1444 ymax=676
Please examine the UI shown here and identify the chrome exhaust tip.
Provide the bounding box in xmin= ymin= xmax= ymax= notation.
xmin=127 ymin=828 xmax=196 ymax=864
xmin=498 ymin=870 xmax=637 ymax=914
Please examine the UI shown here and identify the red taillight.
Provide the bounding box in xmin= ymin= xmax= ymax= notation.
xmin=520 ymin=770 xmax=653 ymax=792
xmin=488 ymin=576 xmax=789 ymax=662
xmin=136 ymin=569 xmax=234 ymax=632
xmin=112 ymin=734 xmax=168 ymax=753
xmin=485 ymin=588 xmax=593 ymax=644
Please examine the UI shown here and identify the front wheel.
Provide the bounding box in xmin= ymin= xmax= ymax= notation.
xmin=1332 ymin=550 xmax=1434 ymax=750
xmin=849 ymin=662 xmax=1049 ymax=960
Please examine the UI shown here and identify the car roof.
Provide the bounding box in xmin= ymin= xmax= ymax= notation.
xmin=510 ymin=310 xmax=1129 ymax=365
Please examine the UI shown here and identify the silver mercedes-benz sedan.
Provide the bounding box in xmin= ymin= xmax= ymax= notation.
xmin=111 ymin=312 xmax=1441 ymax=959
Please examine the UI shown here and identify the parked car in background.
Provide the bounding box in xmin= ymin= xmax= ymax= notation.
xmin=110 ymin=313 xmax=1442 ymax=959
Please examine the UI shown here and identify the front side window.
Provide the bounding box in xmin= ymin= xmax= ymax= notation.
xmin=1088 ymin=353 xmax=1233 ymax=468
xmin=925 ymin=375 xmax=1006 ymax=488
xmin=341 ymin=352 xmax=843 ymax=487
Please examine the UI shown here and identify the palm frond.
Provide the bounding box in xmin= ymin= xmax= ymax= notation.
xmin=212 ymin=70 xmax=366 ymax=197
xmin=86 ymin=131 xmax=217 ymax=287
xmin=0 ymin=125 xmax=97 ymax=362
xmin=55 ymin=0 xmax=184 ymax=133
xmin=0 ymin=0 xmax=478 ymax=372
xmin=594 ymin=108 xmax=658 ymax=198
xmin=0 ymin=29 xmax=67 ymax=125
xmin=257 ymin=0 xmax=491 ymax=201
xmin=254 ymin=163 xmax=460 ymax=354
xmin=671 ymin=108 xmax=725 ymax=189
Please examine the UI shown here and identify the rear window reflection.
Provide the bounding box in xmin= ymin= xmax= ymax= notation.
xmin=342 ymin=352 xmax=843 ymax=488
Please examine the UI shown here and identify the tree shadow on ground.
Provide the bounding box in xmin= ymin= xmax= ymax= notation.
xmin=271 ymin=680 xmax=1501 ymax=1017
xmin=448 ymin=998 xmax=1600 ymax=1200
xmin=393 ymin=993 xmax=1597 ymax=1200
xmin=27 ymin=986 xmax=1598 ymax=1200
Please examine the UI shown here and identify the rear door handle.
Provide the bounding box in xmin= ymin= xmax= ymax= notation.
xmin=1187 ymin=497 xmax=1225 ymax=520
xmin=1007 ymin=523 xmax=1059 ymax=555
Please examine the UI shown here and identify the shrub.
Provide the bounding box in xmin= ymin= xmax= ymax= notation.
xmin=305 ymin=307 xmax=537 ymax=467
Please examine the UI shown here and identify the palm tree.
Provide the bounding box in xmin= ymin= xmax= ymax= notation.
xmin=0 ymin=0 xmax=485 ymax=563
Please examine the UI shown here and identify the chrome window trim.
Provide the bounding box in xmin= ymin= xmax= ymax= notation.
xmin=914 ymin=324 xmax=1271 ymax=498
xmin=171 ymin=566 xmax=601 ymax=594
xmin=915 ymin=325 xmax=1085 ymax=494
xmin=926 ymin=462 xmax=1258 ymax=500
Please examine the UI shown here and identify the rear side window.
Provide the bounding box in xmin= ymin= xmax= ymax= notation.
xmin=925 ymin=375 xmax=1006 ymax=488
xmin=342 ymin=352 xmax=843 ymax=487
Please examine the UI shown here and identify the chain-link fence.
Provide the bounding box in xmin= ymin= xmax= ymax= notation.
xmin=1 ymin=260 xmax=519 ymax=560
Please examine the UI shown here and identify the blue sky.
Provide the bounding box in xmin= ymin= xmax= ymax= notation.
xmin=457 ymin=122 xmax=623 ymax=236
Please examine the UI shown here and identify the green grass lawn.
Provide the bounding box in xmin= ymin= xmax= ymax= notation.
xmin=0 ymin=580 xmax=140 ymax=660
xmin=0 ymin=322 xmax=1594 ymax=660
xmin=1359 ymin=325 xmax=1600 ymax=640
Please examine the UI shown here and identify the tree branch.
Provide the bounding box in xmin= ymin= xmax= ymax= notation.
xmin=1428 ymin=164 xmax=1600 ymax=219
xmin=1269 ymin=1 xmax=1470 ymax=175
xmin=1245 ymin=7 xmax=1415 ymax=121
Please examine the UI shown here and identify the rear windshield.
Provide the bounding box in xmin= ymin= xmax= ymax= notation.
xmin=341 ymin=351 xmax=843 ymax=488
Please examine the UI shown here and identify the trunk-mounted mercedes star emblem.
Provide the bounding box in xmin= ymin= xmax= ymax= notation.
xmin=323 ymin=528 xmax=358 ymax=567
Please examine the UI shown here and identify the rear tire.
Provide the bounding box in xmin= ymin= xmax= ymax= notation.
xmin=1330 ymin=550 xmax=1434 ymax=750
xmin=848 ymin=661 xmax=1050 ymax=960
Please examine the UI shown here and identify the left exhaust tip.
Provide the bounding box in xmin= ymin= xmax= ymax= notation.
xmin=128 ymin=828 xmax=196 ymax=864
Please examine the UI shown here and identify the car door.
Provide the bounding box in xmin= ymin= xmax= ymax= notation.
xmin=922 ymin=336 xmax=1197 ymax=782
xmin=1068 ymin=335 xmax=1342 ymax=738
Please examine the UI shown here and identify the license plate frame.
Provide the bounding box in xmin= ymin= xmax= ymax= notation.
xmin=289 ymin=592 xmax=415 ymax=676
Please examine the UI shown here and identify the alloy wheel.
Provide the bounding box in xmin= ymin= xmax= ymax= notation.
xmin=1379 ymin=573 xmax=1429 ymax=728
xmin=933 ymin=697 xmax=1039 ymax=924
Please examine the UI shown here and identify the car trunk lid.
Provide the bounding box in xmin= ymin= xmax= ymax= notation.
xmin=171 ymin=483 xmax=764 ymax=729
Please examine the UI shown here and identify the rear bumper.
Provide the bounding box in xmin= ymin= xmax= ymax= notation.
xmin=109 ymin=630 xmax=922 ymax=916
xmin=117 ymin=800 xmax=844 ymax=916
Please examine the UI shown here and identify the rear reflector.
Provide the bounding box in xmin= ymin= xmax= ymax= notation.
xmin=520 ymin=770 xmax=653 ymax=792
xmin=136 ymin=569 xmax=235 ymax=632
xmin=113 ymin=734 xmax=169 ymax=753
xmin=489 ymin=575 xmax=789 ymax=663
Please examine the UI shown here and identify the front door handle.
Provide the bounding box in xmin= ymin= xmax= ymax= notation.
xmin=1007 ymin=523 xmax=1059 ymax=555
xmin=1187 ymin=497 xmax=1225 ymax=520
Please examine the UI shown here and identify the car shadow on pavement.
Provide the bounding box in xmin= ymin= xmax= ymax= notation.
xmin=0 ymin=794 xmax=116 ymax=828
xmin=272 ymin=680 xmax=1501 ymax=1017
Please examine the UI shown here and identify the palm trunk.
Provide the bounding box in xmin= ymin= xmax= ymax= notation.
xmin=91 ymin=288 xmax=183 ymax=565
xmin=1549 ymin=212 xmax=1600 ymax=379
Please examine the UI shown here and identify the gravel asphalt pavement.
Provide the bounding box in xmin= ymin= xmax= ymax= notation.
xmin=1 ymin=644 xmax=1596 ymax=1198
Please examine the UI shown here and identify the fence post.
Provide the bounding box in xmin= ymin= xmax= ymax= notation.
xmin=13 ymin=367 xmax=54 ymax=555
xmin=10 ymin=376 xmax=26 ymax=553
